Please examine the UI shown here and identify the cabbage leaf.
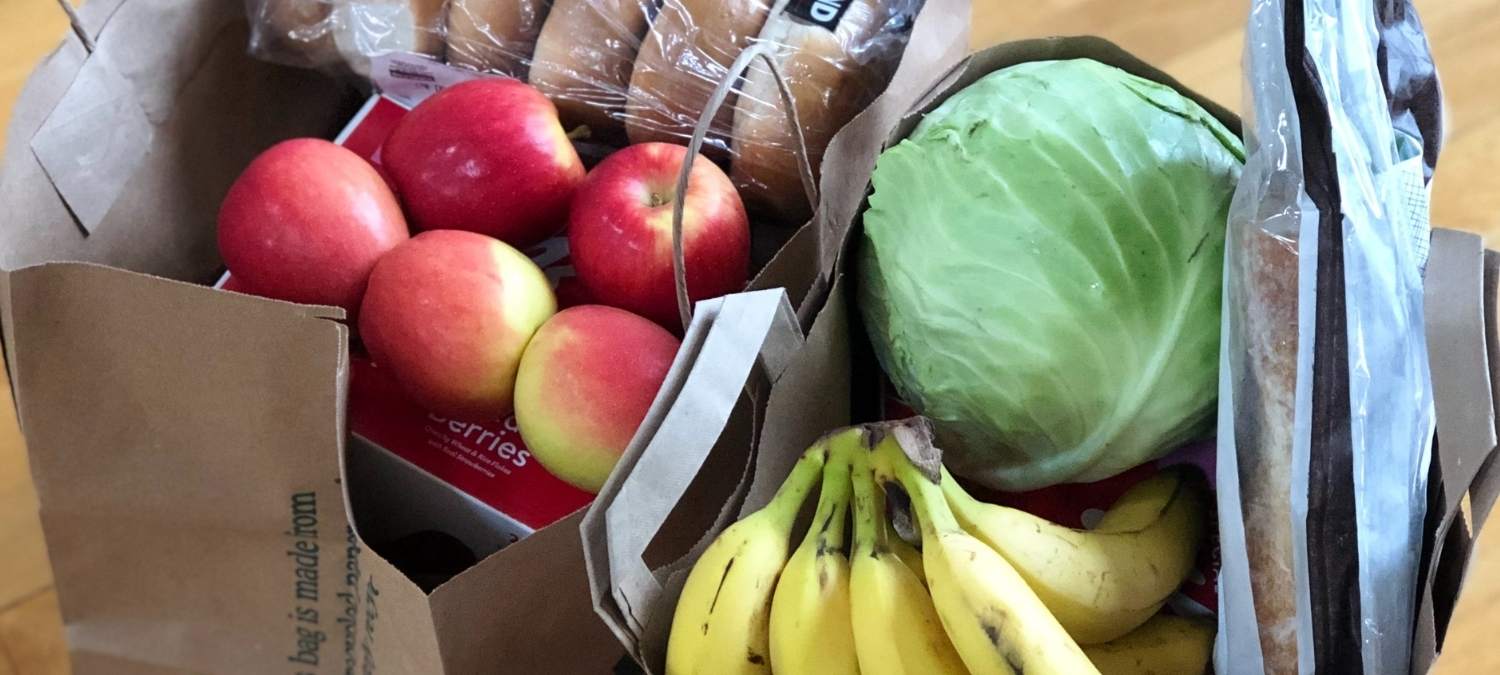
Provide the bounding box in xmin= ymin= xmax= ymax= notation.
xmin=858 ymin=58 xmax=1244 ymax=490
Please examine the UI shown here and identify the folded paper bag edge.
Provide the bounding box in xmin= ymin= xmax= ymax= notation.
xmin=585 ymin=289 xmax=802 ymax=668
xmin=583 ymin=296 xmax=727 ymax=643
xmin=0 ymin=262 xmax=346 ymax=443
xmin=604 ymin=290 xmax=800 ymax=630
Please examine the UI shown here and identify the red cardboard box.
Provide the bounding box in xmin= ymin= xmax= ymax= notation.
xmin=348 ymin=355 xmax=593 ymax=538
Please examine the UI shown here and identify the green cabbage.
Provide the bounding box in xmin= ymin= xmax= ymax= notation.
xmin=858 ymin=58 xmax=1244 ymax=491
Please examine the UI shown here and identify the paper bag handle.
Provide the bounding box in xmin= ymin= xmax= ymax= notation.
xmin=1413 ymin=235 xmax=1500 ymax=669
xmin=670 ymin=41 xmax=818 ymax=331
xmin=600 ymin=290 xmax=801 ymax=640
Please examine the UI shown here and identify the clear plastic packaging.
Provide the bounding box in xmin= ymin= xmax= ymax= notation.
xmin=1218 ymin=0 xmax=1441 ymax=672
xmin=245 ymin=0 xmax=925 ymax=226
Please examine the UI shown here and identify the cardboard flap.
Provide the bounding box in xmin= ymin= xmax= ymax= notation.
xmin=581 ymin=291 xmax=801 ymax=653
xmin=2 ymin=263 xmax=358 ymax=672
xmin=0 ymin=0 xmax=357 ymax=281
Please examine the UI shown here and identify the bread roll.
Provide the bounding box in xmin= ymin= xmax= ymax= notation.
xmin=731 ymin=0 xmax=908 ymax=223
xmin=625 ymin=0 xmax=776 ymax=154
xmin=445 ymin=0 xmax=551 ymax=78
xmin=333 ymin=0 xmax=449 ymax=78
xmin=254 ymin=0 xmax=340 ymax=69
xmin=1235 ymin=224 xmax=1300 ymax=673
xmin=530 ymin=0 xmax=658 ymax=140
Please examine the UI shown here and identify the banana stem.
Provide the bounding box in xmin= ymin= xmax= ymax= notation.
xmin=938 ymin=466 xmax=971 ymax=502
xmin=850 ymin=451 xmax=883 ymax=558
xmin=874 ymin=434 xmax=962 ymax=537
xmin=764 ymin=439 xmax=831 ymax=530
xmin=813 ymin=448 xmax=852 ymax=552
xmin=938 ymin=466 xmax=985 ymax=523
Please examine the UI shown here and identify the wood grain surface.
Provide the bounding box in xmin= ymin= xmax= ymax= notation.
xmin=0 ymin=0 xmax=1496 ymax=672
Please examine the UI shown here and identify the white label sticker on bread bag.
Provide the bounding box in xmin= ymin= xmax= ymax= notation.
xmin=370 ymin=52 xmax=497 ymax=107
xmin=787 ymin=0 xmax=853 ymax=30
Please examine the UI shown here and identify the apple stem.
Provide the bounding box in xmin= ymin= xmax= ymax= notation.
xmin=566 ymin=125 xmax=591 ymax=141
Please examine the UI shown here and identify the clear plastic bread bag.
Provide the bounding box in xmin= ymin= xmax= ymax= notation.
xmin=245 ymin=0 xmax=926 ymax=227
xmin=1217 ymin=0 xmax=1441 ymax=672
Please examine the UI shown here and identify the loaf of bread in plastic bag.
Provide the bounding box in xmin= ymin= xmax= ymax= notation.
xmin=245 ymin=0 xmax=923 ymax=225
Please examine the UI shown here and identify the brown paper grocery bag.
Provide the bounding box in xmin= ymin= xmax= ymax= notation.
xmin=0 ymin=1 xmax=620 ymax=672
xmin=0 ymin=0 xmax=358 ymax=279
xmin=585 ymin=32 xmax=1247 ymax=674
xmin=582 ymin=284 xmax=855 ymax=672
xmin=3 ymin=263 xmax=395 ymax=673
xmin=581 ymin=0 xmax=971 ymax=668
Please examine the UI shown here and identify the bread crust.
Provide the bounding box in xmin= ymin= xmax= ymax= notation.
xmin=256 ymin=0 xmax=340 ymax=69
xmin=625 ymin=0 xmax=776 ymax=154
xmin=731 ymin=0 xmax=906 ymax=223
xmin=333 ymin=0 xmax=449 ymax=78
xmin=1235 ymin=224 xmax=1301 ymax=673
xmin=446 ymin=0 xmax=551 ymax=78
xmin=530 ymin=0 xmax=658 ymax=138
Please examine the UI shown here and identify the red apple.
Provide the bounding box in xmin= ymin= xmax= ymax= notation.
xmin=514 ymin=305 xmax=681 ymax=492
xmin=567 ymin=142 xmax=750 ymax=330
xmin=359 ymin=230 xmax=557 ymax=419
xmin=381 ymin=79 xmax=586 ymax=247
xmin=217 ymin=138 xmax=408 ymax=315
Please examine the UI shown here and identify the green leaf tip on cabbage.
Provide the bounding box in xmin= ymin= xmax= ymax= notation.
xmin=857 ymin=58 xmax=1244 ymax=491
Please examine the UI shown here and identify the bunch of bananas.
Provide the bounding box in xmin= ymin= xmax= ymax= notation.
xmin=665 ymin=418 xmax=1213 ymax=675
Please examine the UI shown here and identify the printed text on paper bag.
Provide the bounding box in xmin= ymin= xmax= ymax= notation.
xmin=287 ymin=492 xmax=326 ymax=673
xmin=282 ymin=491 xmax=381 ymax=675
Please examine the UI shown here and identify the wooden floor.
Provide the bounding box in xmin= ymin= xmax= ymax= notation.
xmin=1 ymin=0 xmax=1497 ymax=672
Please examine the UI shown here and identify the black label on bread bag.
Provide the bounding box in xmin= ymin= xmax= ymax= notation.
xmin=788 ymin=0 xmax=852 ymax=30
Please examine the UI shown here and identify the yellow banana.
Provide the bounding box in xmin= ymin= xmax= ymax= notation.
xmin=1093 ymin=471 xmax=1188 ymax=532
xmin=849 ymin=445 xmax=966 ymax=675
xmin=1083 ymin=613 xmax=1215 ymax=675
xmin=665 ymin=438 xmax=827 ymax=675
xmin=943 ymin=465 xmax=1207 ymax=644
xmin=768 ymin=430 xmax=859 ymax=675
xmin=875 ymin=420 xmax=1099 ymax=675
